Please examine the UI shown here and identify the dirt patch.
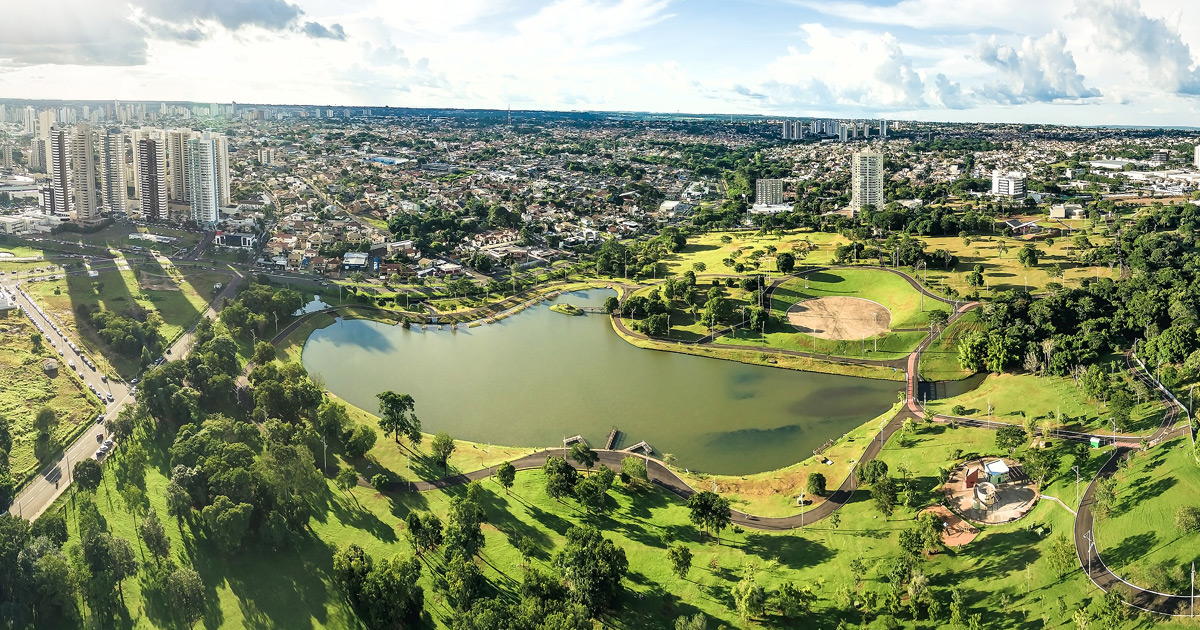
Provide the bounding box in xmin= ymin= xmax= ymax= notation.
xmin=137 ymin=272 xmax=181 ymax=292
xmin=921 ymin=505 xmax=978 ymax=547
xmin=786 ymin=296 xmax=891 ymax=340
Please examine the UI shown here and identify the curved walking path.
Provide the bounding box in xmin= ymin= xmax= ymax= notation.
xmin=280 ymin=263 xmax=1198 ymax=615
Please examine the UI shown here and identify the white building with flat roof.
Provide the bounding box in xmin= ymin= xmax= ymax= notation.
xmin=755 ymin=179 xmax=783 ymax=206
xmin=991 ymin=171 xmax=1027 ymax=199
xmin=851 ymin=149 xmax=884 ymax=212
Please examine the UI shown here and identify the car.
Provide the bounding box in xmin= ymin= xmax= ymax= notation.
xmin=103 ymin=439 xmax=113 ymax=448
xmin=129 ymin=378 xmax=140 ymax=385
xmin=106 ymin=392 xmax=114 ymax=402
xmin=96 ymin=413 xmax=105 ymax=424
xmin=100 ymin=375 xmax=107 ymax=382
xmin=95 ymin=432 xmax=104 ymax=442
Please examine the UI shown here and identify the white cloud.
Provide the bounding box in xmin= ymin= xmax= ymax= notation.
xmin=973 ymin=31 xmax=1101 ymax=103
xmin=1073 ymin=0 xmax=1200 ymax=95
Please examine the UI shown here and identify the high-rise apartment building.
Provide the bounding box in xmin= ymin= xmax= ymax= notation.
xmin=755 ymin=179 xmax=784 ymax=206
xmin=1 ymin=145 xmax=12 ymax=170
xmin=167 ymin=129 xmax=191 ymax=202
xmin=187 ymin=132 xmax=226 ymax=226
xmin=137 ymin=135 xmax=169 ymax=221
xmin=100 ymin=127 xmax=126 ymax=214
xmin=47 ymin=128 xmax=70 ymax=216
xmin=991 ymin=171 xmax=1027 ymax=199
xmin=880 ymin=120 xmax=888 ymax=140
xmin=850 ymin=149 xmax=885 ymax=212
xmin=29 ymin=137 xmax=47 ymax=173
xmin=1194 ymin=145 xmax=1200 ymax=169
xmin=70 ymin=124 xmax=100 ymax=222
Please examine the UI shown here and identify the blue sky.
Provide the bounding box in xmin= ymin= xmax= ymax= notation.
xmin=3 ymin=0 xmax=1200 ymax=126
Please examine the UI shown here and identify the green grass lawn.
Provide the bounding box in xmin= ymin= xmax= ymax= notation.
xmin=919 ymin=311 xmax=983 ymax=381
xmin=1094 ymin=438 xmax=1200 ymax=593
xmin=711 ymin=269 xmax=938 ymax=360
xmin=49 ymin=411 xmax=1136 ymax=630
xmin=919 ymin=231 xmax=1118 ymax=297
xmin=23 ymin=265 xmax=231 ymax=378
xmin=0 ymin=243 xmax=44 ymax=258
xmin=925 ymin=372 xmax=1167 ymax=436
xmin=0 ymin=315 xmax=102 ymax=482
xmin=664 ymin=229 xmax=850 ymax=276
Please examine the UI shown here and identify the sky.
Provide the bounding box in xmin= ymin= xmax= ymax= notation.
xmin=3 ymin=0 xmax=1200 ymax=126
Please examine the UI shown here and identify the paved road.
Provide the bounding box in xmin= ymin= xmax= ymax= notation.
xmin=5 ymin=267 xmax=243 ymax=520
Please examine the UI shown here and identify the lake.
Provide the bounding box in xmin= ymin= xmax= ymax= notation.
xmin=302 ymin=290 xmax=902 ymax=475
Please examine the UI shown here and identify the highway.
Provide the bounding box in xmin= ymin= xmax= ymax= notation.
xmin=4 ymin=263 xmax=243 ymax=520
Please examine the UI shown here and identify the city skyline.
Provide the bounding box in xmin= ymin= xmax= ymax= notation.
xmin=4 ymin=0 xmax=1200 ymax=126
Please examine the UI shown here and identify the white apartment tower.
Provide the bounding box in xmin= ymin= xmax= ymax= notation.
xmin=137 ymin=135 xmax=169 ymax=221
xmin=187 ymin=132 xmax=228 ymax=226
xmin=167 ymin=129 xmax=191 ymax=202
xmin=70 ymin=124 xmax=100 ymax=222
xmin=47 ymin=128 xmax=70 ymax=216
xmin=100 ymin=127 xmax=126 ymax=215
xmin=1193 ymin=145 xmax=1200 ymax=169
xmin=991 ymin=171 xmax=1027 ymax=199
xmin=755 ymin=179 xmax=784 ymax=206
xmin=1 ymin=145 xmax=11 ymax=170
xmin=850 ymin=149 xmax=885 ymax=212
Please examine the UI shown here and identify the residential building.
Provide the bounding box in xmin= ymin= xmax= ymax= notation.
xmin=186 ymin=132 xmax=226 ymax=225
xmin=136 ymin=135 xmax=169 ymax=221
xmin=755 ymin=179 xmax=783 ymax=206
xmin=167 ymin=129 xmax=191 ymax=202
xmin=1 ymin=145 xmax=11 ymax=170
xmin=850 ymin=149 xmax=884 ymax=212
xmin=880 ymin=119 xmax=888 ymax=140
xmin=28 ymin=137 xmax=46 ymax=172
xmin=47 ymin=127 xmax=70 ymax=216
xmin=991 ymin=171 xmax=1027 ymax=198
xmin=1194 ymin=145 xmax=1199 ymax=169
xmin=100 ymin=127 xmax=126 ymax=214
xmin=70 ymin=124 xmax=100 ymax=221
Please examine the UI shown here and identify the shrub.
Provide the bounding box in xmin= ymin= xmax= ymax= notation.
xmin=1175 ymin=506 xmax=1200 ymax=534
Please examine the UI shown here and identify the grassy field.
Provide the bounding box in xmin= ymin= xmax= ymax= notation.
xmin=1094 ymin=437 xmax=1200 ymax=593
xmin=675 ymin=403 xmax=903 ymax=518
xmin=925 ymin=372 xmax=1167 ymax=436
xmin=0 ymin=315 xmax=101 ymax=482
xmin=22 ymin=264 xmax=230 ymax=378
xmin=919 ymin=311 xmax=984 ymax=381
xmin=712 ymin=269 xmax=938 ymax=361
xmin=664 ymin=229 xmax=850 ymax=276
xmin=918 ymin=230 xmax=1118 ymax=297
xmin=610 ymin=316 xmax=907 ymax=382
xmin=54 ymin=223 xmax=203 ymax=251
xmin=47 ymin=404 xmax=1165 ymax=629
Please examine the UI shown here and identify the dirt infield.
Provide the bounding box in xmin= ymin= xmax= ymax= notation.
xmin=785 ymin=296 xmax=891 ymax=340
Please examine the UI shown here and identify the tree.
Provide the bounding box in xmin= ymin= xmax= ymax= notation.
xmin=675 ymin=613 xmax=708 ymax=630
xmin=335 ymin=467 xmax=358 ymax=495
xmin=574 ymin=467 xmax=615 ymax=515
xmin=776 ymin=252 xmax=796 ymax=273
xmin=316 ymin=400 xmax=350 ymax=441
xmin=495 ymin=460 xmax=516 ymax=494
xmin=542 ymin=456 xmax=578 ymax=502
xmin=334 ymin=543 xmax=374 ymax=598
xmin=73 ymin=458 xmax=103 ymax=492
xmin=859 ymin=459 xmax=889 ymax=485
xmin=621 ymin=455 xmax=648 ymax=488
xmin=33 ymin=407 xmax=57 ymax=437
xmin=928 ymin=309 xmax=950 ymax=330
xmin=686 ymin=491 xmax=732 ymax=544
xmin=692 ymin=262 xmax=706 ymax=272
xmin=441 ymin=556 xmax=485 ymax=611
xmin=806 ymin=472 xmax=826 ymax=497
xmin=1017 ymin=244 xmax=1039 ymax=267
xmin=603 ymin=296 xmax=620 ymax=314
xmin=958 ymin=331 xmax=987 ymax=373
xmin=165 ymin=481 xmax=193 ymax=520
xmin=1046 ymin=533 xmax=1075 ymax=577
xmin=1024 ymin=447 xmax=1060 ymax=487
xmin=359 ymin=554 xmax=424 ymax=629
xmin=139 ymin=509 xmax=171 ymax=566
xmin=1175 ymin=506 xmax=1200 ymax=533
xmin=344 ymin=424 xmax=377 ymax=459
xmin=668 ymin=543 xmax=692 ymax=580
xmin=732 ymin=568 xmax=766 ymax=620
xmin=201 ymin=495 xmax=253 ymax=552
xmin=251 ymin=340 xmax=276 ymax=365
xmin=166 ymin=567 xmax=205 ymax=628
xmin=773 ymin=581 xmax=814 ymax=619
xmin=1093 ymin=476 xmax=1118 ymax=517
xmin=995 ymin=425 xmax=1027 ymax=454
xmin=431 ymin=431 xmax=456 ymax=470
xmin=568 ymin=442 xmax=598 ymax=474
xmin=376 ymin=391 xmax=421 ymax=445
xmin=554 ymin=525 xmax=628 ymax=614
xmin=872 ymin=475 xmax=898 ymax=517
xmin=445 ymin=494 xmax=485 ymax=559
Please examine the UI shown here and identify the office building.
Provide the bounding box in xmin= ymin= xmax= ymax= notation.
xmin=755 ymin=179 xmax=783 ymax=206
xmin=991 ymin=171 xmax=1027 ymax=198
xmin=47 ymin=128 xmax=70 ymax=216
xmin=100 ymin=127 xmax=126 ymax=214
xmin=167 ymin=129 xmax=191 ymax=202
xmin=880 ymin=119 xmax=888 ymax=140
xmin=850 ymin=149 xmax=885 ymax=212
xmin=29 ymin=137 xmax=47 ymax=173
xmin=187 ymin=132 xmax=226 ymax=226
xmin=70 ymin=124 xmax=100 ymax=221
xmin=137 ymin=135 xmax=169 ymax=221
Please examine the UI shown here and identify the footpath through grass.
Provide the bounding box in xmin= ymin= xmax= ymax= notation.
xmin=1094 ymin=438 xmax=1200 ymax=594
xmin=919 ymin=310 xmax=982 ymax=381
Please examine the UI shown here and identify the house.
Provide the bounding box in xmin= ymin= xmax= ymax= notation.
xmin=1002 ymin=218 xmax=1042 ymax=236
xmin=214 ymin=232 xmax=258 ymax=249
xmin=343 ymin=252 xmax=369 ymax=271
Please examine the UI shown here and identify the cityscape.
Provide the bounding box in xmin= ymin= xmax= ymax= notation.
xmin=2 ymin=1 xmax=1200 ymax=630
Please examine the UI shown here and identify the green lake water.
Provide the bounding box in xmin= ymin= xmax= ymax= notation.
xmin=302 ymin=290 xmax=901 ymax=475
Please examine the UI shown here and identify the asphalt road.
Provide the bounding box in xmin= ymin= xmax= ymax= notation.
xmin=4 ymin=265 xmax=243 ymax=520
